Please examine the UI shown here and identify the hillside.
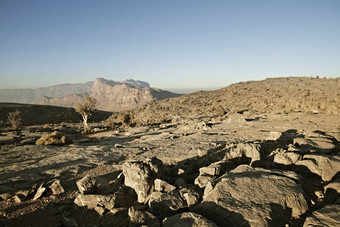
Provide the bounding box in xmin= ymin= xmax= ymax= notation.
xmin=126 ymin=77 xmax=340 ymax=125
xmin=0 ymin=103 xmax=111 ymax=126
xmin=0 ymin=78 xmax=181 ymax=112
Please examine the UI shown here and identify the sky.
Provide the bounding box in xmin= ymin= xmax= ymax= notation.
xmin=0 ymin=0 xmax=339 ymax=91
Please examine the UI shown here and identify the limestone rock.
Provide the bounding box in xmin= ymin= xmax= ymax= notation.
xmin=74 ymin=194 xmax=104 ymax=210
xmin=293 ymin=132 xmax=336 ymax=154
xmin=303 ymin=204 xmax=340 ymax=227
xmin=325 ymin=179 xmax=340 ymax=194
xmin=148 ymin=191 xmax=187 ymax=219
xmin=49 ymin=179 xmax=65 ymax=195
xmin=128 ymin=207 xmax=160 ymax=227
xmin=199 ymin=160 xmax=236 ymax=176
xmin=154 ymin=179 xmax=176 ymax=193
xmin=294 ymin=154 xmax=340 ymax=182
xmin=163 ymin=212 xmax=218 ymax=227
xmin=194 ymin=175 xmax=216 ymax=188
xmin=179 ymin=188 xmax=201 ymax=207
xmin=224 ymin=143 xmax=261 ymax=164
xmin=123 ymin=157 xmax=164 ymax=203
xmin=76 ymin=175 xmax=97 ymax=194
xmin=273 ymin=151 xmax=302 ymax=166
xmin=33 ymin=183 xmax=46 ymax=201
xmin=193 ymin=165 xmax=309 ymax=226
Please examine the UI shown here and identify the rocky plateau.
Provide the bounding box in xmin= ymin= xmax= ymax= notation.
xmin=0 ymin=77 xmax=339 ymax=227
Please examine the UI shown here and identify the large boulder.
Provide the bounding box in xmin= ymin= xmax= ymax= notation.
xmin=303 ymin=204 xmax=340 ymax=226
xmin=163 ymin=212 xmax=218 ymax=227
xmin=294 ymin=154 xmax=340 ymax=182
xmin=192 ymin=165 xmax=309 ymax=227
xmin=122 ymin=157 xmax=164 ymax=203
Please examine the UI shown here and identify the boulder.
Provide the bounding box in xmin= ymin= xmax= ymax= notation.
xmin=128 ymin=207 xmax=160 ymax=227
xmin=293 ymin=132 xmax=336 ymax=154
xmin=154 ymin=179 xmax=176 ymax=193
xmin=123 ymin=157 xmax=164 ymax=203
xmin=148 ymin=191 xmax=187 ymax=219
xmin=199 ymin=160 xmax=236 ymax=176
xmin=74 ymin=187 xmax=136 ymax=211
xmin=294 ymin=154 xmax=340 ymax=182
xmin=224 ymin=143 xmax=261 ymax=164
xmin=273 ymin=152 xmax=302 ymax=166
xmin=76 ymin=175 xmax=97 ymax=194
xmin=193 ymin=165 xmax=309 ymax=226
xmin=163 ymin=212 xmax=218 ymax=227
xmin=303 ymin=204 xmax=340 ymax=227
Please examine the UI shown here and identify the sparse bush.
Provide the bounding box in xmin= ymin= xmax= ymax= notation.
xmin=104 ymin=111 xmax=134 ymax=129
xmin=7 ymin=110 xmax=23 ymax=130
xmin=36 ymin=131 xmax=72 ymax=146
xmin=75 ymin=97 xmax=97 ymax=134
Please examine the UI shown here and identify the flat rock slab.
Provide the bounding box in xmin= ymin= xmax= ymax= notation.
xmin=303 ymin=204 xmax=340 ymax=227
xmin=193 ymin=165 xmax=309 ymax=227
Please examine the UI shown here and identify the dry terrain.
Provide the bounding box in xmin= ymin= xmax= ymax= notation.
xmin=0 ymin=77 xmax=339 ymax=227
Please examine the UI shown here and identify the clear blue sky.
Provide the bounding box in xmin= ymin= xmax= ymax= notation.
xmin=0 ymin=0 xmax=339 ymax=90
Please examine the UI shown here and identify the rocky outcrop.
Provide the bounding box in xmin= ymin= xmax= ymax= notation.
xmin=193 ymin=165 xmax=309 ymax=226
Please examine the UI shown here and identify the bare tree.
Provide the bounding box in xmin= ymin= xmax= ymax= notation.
xmin=7 ymin=110 xmax=23 ymax=131
xmin=75 ymin=97 xmax=97 ymax=134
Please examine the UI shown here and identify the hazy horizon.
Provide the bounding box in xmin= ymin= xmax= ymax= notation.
xmin=1 ymin=0 xmax=339 ymax=90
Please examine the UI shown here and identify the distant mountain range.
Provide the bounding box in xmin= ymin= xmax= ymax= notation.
xmin=0 ymin=78 xmax=181 ymax=112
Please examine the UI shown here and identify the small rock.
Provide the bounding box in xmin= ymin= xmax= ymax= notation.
xmin=154 ymin=179 xmax=176 ymax=193
xmin=12 ymin=194 xmax=24 ymax=203
xmin=76 ymin=175 xmax=97 ymax=194
xmin=273 ymin=152 xmax=302 ymax=166
xmin=74 ymin=194 xmax=103 ymax=210
xmin=33 ymin=183 xmax=46 ymax=201
xmin=199 ymin=160 xmax=236 ymax=176
xmin=163 ymin=212 xmax=218 ymax=227
xmin=194 ymin=175 xmax=216 ymax=188
xmin=128 ymin=207 xmax=160 ymax=227
xmin=95 ymin=206 xmax=106 ymax=216
xmin=179 ymin=188 xmax=200 ymax=207
xmin=224 ymin=143 xmax=261 ymax=164
xmin=148 ymin=191 xmax=187 ymax=219
xmin=49 ymin=179 xmax=65 ymax=195
xmin=95 ymin=177 xmax=112 ymax=195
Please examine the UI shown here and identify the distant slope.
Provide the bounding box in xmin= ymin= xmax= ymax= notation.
xmin=126 ymin=77 xmax=340 ymax=124
xmin=0 ymin=103 xmax=111 ymax=126
xmin=0 ymin=81 xmax=94 ymax=104
xmin=0 ymin=78 xmax=181 ymax=112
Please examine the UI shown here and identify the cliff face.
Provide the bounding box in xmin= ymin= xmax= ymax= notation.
xmin=0 ymin=78 xmax=181 ymax=112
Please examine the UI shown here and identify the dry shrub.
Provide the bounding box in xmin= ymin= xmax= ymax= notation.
xmin=36 ymin=131 xmax=72 ymax=146
xmin=104 ymin=111 xmax=134 ymax=129
xmin=7 ymin=110 xmax=23 ymax=130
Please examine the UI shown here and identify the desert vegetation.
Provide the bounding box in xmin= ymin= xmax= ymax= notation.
xmin=75 ymin=97 xmax=97 ymax=134
xmin=7 ymin=110 xmax=23 ymax=131
xmin=36 ymin=131 xmax=72 ymax=145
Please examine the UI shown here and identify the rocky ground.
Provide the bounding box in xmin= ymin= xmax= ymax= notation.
xmin=0 ymin=110 xmax=339 ymax=226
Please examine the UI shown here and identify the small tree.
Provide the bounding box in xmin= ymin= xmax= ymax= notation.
xmin=75 ymin=97 xmax=97 ymax=134
xmin=7 ymin=110 xmax=23 ymax=130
